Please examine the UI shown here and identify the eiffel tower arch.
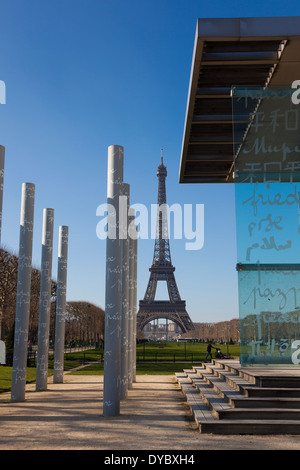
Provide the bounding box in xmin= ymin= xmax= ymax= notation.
xmin=137 ymin=151 xmax=195 ymax=335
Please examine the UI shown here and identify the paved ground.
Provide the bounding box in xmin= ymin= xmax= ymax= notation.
xmin=0 ymin=373 xmax=300 ymax=450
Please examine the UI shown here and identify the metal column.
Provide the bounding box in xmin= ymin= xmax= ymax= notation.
xmin=53 ymin=225 xmax=69 ymax=384
xmin=0 ymin=146 xmax=5 ymax=244
xmin=11 ymin=183 xmax=35 ymax=402
xmin=120 ymin=183 xmax=129 ymax=399
xmin=103 ymin=145 xmax=123 ymax=416
xmin=132 ymin=229 xmax=137 ymax=382
xmin=36 ymin=208 xmax=54 ymax=391
xmin=127 ymin=209 xmax=135 ymax=389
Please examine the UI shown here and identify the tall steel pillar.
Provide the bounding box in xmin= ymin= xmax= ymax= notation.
xmin=103 ymin=145 xmax=123 ymax=416
xmin=11 ymin=183 xmax=35 ymax=402
xmin=120 ymin=183 xmax=129 ymax=399
xmin=127 ymin=209 xmax=135 ymax=389
xmin=53 ymin=225 xmax=69 ymax=384
xmin=0 ymin=145 xmax=5 ymax=244
xmin=132 ymin=229 xmax=137 ymax=382
xmin=0 ymin=146 xmax=5 ymax=340
xmin=36 ymin=208 xmax=54 ymax=391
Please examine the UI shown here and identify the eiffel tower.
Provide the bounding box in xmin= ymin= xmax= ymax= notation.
xmin=137 ymin=151 xmax=195 ymax=334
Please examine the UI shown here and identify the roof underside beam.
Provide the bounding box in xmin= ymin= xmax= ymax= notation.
xmin=179 ymin=17 xmax=300 ymax=184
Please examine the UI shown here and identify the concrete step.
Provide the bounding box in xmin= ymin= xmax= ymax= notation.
xmin=176 ymin=372 xmax=300 ymax=435
xmin=205 ymin=362 xmax=300 ymax=397
xmin=195 ymin=364 xmax=256 ymax=393
xmin=183 ymin=370 xmax=232 ymax=417
xmin=185 ymin=370 xmax=300 ymax=416
xmin=175 ymin=372 xmax=217 ymax=423
xmin=217 ymin=407 xmax=300 ymax=420
xmin=198 ymin=419 xmax=300 ymax=435
xmin=244 ymin=387 xmax=300 ymax=398
xmin=228 ymin=396 xmax=300 ymax=409
xmin=212 ymin=359 xmax=300 ymax=388
xmin=257 ymin=377 xmax=300 ymax=388
xmin=193 ymin=364 xmax=300 ymax=408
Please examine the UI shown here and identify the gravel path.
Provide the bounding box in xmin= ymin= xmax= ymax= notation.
xmin=0 ymin=374 xmax=300 ymax=450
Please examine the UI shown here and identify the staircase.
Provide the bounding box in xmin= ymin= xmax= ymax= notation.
xmin=176 ymin=359 xmax=300 ymax=434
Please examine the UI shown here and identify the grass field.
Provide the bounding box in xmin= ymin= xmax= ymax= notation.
xmin=135 ymin=341 xmax=240 ymax=362
xmin=0 ymin=341 xmax=240 ymax=393
xmin=0 ymin=367 xmax=37 ymax=394
xmin=69 ymin=361 xmax=202 ymax=375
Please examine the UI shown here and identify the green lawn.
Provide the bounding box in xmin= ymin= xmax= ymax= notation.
xmin=69 ymin=361 xmax=202 ymax=375
xmin=0 ymin=342 xmax=241 ymax=392
xmin=48 ymin=349 xmax=104 ymax=371
xmin=0 ymin=349 xmax=104 ymax=393
xmin=135 ymin=341 xmax=240 ymax=362
xmin=0 ymin=367 xmax=37 ymax=394
xmin=68 ymin=340 xmax=240 ymax=375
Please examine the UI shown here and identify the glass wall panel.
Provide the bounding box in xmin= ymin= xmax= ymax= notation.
xmin=232 ymin=86 xmax=300 ymax=366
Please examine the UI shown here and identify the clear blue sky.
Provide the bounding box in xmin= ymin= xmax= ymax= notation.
xmin=1 ymin=0 xmax=300 ymax=323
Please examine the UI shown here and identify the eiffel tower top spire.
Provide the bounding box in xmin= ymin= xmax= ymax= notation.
xmin=157 ymin=149 xmax=167 ymax=180
xmin=153 ymin=151 xmax=172 ymax=267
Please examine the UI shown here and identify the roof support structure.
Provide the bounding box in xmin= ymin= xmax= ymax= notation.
xmin=179 ymin=17 xmax=300 ymax=184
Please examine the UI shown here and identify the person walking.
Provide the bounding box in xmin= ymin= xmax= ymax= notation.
xmin=205 ymin=341 xmax=216 ymax=362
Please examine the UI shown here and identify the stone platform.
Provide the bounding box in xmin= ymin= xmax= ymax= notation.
xmin=176 ymin=359 xmax=300 ymax=435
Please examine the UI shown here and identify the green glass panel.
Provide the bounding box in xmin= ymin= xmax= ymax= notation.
xmin=233 ymin=86 xmax=300 ymax=366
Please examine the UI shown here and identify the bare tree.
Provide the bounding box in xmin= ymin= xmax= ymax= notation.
xmin=0 ymin=247 xmax=105 ymax=351
xmin=65 ymin=301 xmax=105 ymax=347
xmin=0 ymin=248 xmax=18 ymax=340
xmin=182 ymin=318 xmax=240 ymax=343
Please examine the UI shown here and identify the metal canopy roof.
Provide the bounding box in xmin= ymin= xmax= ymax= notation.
xmin=179 ymin=16 xmax=300 ymax=183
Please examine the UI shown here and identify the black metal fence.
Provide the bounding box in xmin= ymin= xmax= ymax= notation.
xmin=136 ymin=351 xmax=202 ymax=363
